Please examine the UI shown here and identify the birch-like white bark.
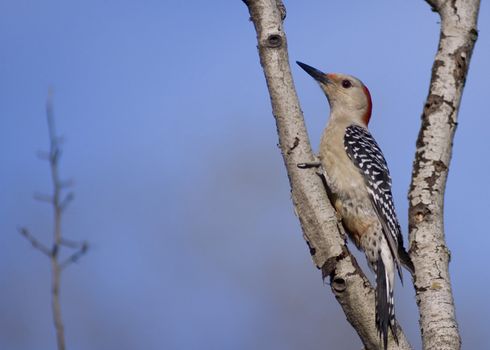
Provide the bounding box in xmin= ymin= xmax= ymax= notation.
xmin=409 ymin=1 xmax=480 ymax=349
xmin=243 ymin=1 xmax=412 ymax=348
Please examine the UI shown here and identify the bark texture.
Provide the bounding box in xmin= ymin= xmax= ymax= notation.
xmin=243 ymin=1 xmax=411 ymax=349
xmin=409 ymin=1 xmax=480 ymax=350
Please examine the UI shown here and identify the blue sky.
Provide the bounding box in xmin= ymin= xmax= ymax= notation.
xmin=1 ymin=1 xmax=489 ymax=349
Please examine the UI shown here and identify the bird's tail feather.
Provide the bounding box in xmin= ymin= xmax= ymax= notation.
xmin=375 ymin=256 xmax=398 ymax=350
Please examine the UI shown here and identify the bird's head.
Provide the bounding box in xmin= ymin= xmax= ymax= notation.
xmin=296 ymin=61 xmax=372 ymax=126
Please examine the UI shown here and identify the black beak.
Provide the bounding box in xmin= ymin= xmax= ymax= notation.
xmin=296 ymin=61 xmax=329 ymax=85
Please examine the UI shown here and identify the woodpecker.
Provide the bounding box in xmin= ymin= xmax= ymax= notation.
xmin=297 ymin=61 xmax=414 ymax=349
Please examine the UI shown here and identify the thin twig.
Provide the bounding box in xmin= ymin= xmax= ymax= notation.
xmin=18 ymin=227 xmax=51 ymax=256
xmin=60 ymin=242 xmax=89 ymax=270
xmin=45 ymin=91 xmax=67 ymax=350
xmin=18 ymin=92 xmax=89 ymax=350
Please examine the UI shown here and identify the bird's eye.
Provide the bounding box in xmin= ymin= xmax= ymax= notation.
xmin=342 ymin=80 xmax=352 ymax=88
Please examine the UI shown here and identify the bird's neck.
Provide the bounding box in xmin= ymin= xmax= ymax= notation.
xmin=327 ymin=108 xmax=368 ymax=129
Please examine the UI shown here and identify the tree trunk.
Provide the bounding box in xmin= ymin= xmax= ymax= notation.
xmin=409 ymin=1 xmax=480 ymax=349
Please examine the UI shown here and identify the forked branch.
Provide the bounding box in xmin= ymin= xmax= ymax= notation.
xmin=243 ymin=1 xmax=411 ymax=348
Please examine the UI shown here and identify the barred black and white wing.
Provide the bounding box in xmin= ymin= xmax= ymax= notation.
xmin=344 ymin=124 xmax=413 ymax=278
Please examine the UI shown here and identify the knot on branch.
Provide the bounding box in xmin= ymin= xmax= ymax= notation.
xmin=470 ymin=28 xmax=479 ymax=42
xmin=264 ymin=34 xmax=283 ymax=48
xmin=321 ymin=249 xmax=348 ymax=282
xmin=287 ymin=136 xmax=299 ymax=154
xmin=332 ymin=277 xmax=346 ymax=292
xmin=409 ymin=202 xmax=432 ymax=229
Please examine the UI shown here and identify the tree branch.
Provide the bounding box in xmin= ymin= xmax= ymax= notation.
xmin=18 ymin=92 xmax=90 ymax=350
xmin=18 ymin=227 xmax=51 ymax=256
xmin=243 ymin=1 xmax=412 ymax=348
xmin=46 ymin=91 xmax=67 ymax=350
xmin=409 ymin=1 xmax=480 ymax=349
xmin=60 ymin=242 xmax=89 ymax=270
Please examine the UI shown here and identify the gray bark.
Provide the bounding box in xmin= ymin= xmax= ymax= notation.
xmin=409 ymin=1 xmax=480 ymax=350
xmin=243 ymin=1 xmax=411 ymax=349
